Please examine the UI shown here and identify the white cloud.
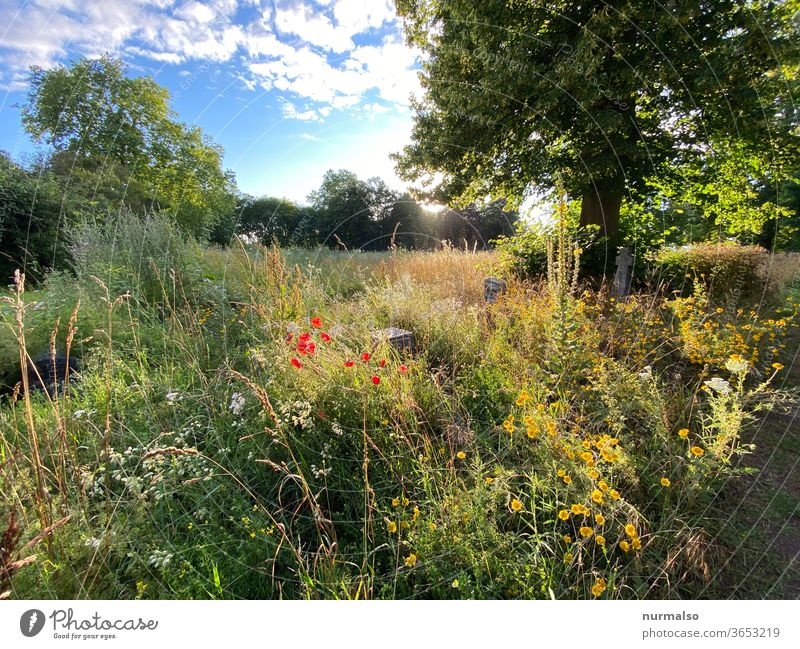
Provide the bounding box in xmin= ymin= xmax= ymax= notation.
xmin=0 ymin=0 xmax=421 ymax=119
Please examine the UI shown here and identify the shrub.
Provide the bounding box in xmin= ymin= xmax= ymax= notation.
xmin=648 ymin=242 xmax=768 ymax=304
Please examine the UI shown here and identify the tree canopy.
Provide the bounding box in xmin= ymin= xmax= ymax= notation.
xmin=394 ymin=0 xmax=800 ymax=244
xmin=22 ymin=56 xmax=236 ymax=238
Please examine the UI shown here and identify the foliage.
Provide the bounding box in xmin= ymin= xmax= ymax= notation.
xmin=1 ymin=237 xmax=797 ymax=600
xmin=22 ymin=56 xmax=237 ymax=239
xmin=393 ymin=0 xmax=800 ymax=242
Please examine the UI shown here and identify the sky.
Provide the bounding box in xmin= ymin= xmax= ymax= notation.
xmin=0 ymin=0 xmax=422 ymax=204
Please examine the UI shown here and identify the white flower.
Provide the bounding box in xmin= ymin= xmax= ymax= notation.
xmin=704 ymin=377 xmax=732 ymax=394
xmin=229 ymin=392 xmax=246 ymax=416
xmin=73 ymin=409 xmax=86 ymax=419
xmin=724 ymin=356 xmax=749 ymax=373
xmin=638 ymin=366 xmax=653 ymax=381
xmin=166 ymin=391 xmax=180 ymax=404
xmin=84 ymin=537 xmax=101 ymax=549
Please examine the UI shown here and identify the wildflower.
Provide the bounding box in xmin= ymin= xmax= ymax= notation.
xmin=563 ymin=535 xmax=572 ymax=544
xmin=558 ymin=509 xmax=570 ymax=521
xmin=660 ymin=477 xmax=671 ymax=487
xmin=516 ymin=389 xmax=532 ymax=406
xmin=456 ymin=451 xmax=466 ymax=460
xmin=320 ymin=332 xmax=331 ymax=342
xmin=594 ymin=513 xmax=605 ymax=525
xmin=557 ymin=469 xmax=566 ymax=478
xmin=591 ymin=490 xmax=604 ymax=504
xmin=725 ymin=355 xmax=748 ymax=373
xmin=485 ymin=476 xmax=494 ymax=484
xmin=619 ymin=540 xmax=630 ymax=552
xmin=399 ymin=364 xmax=408 ymax=373
xmin=704 ymin=377 xmax=732 ymax=394
xmin=429 ymin=522 xmax=437 ymax=530
xmin=690 ymin=446 xmax=705 ymax=457
xmin=392 ymin=498 xmax=400 ymax=508
xmin=546 ymin=421 xmax=558 ymax=436
xmin=678 ymin=428 xmax=690 ymax=438
xmin=229 ymin=392 xmax=246 ymax=416
xmin=596 ymin=535 xmax=606 ymax=546
xmin=579 ymin=526 xmax=593 ymax=538
xmin=588 ymin=469 xmax=600 ymax=480
xmin=404 ymin=553 xmax=417 ymax=568
xmin=344 ymin=360 xmax=355 ymax=367
xmin=402 ymin=496 xmax=410 ymax=507
xmin=413 ymin=506 xmax=420 ymax=521
xmin=400 ymin=521 xmax=409 ymax=530
xmin=580 ymin=451 xmax=593 ymax=463
xmin=772 ymin=362 xmax=784 ymax=371
xmin=371 ymin=375 xmax=381 ymax=385
xmin=571 ymin=504 xmax=586 ymax=516
xmin=510 ymin=499 xmax=524 ymax=512
xmin=290 ymin=358 xmax=302 ymax=369
xmin=362 ymin=352 xmax=371 ymax=362
xmin=311 ymin=317 xmax=322 ymax=328
xmin=379 ymin=359 xmax=386 ymax=367
xmin=632 ymin=538 xmax=642 ymax=551
xmin=624 ymin=524 xmax=637 ymax=538
xmin=563 ymin=552 xmax=573 ymax=563
xmin=598 ymin=480 xmax=609 ymax=492
xmin=166 ymin=391 xmax=180 ymax=404
xmin=591 ymin=578 xmax=607 ymax=598
xmin=387 ymin=521 xmax=397 ymax=534
xmin=563 ymin=475 xmax=572 ymax=485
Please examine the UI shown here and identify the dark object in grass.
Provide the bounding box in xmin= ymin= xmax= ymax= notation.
xmin=484 ymin=277 xmax=507 ymax=303
xmin=1 ymin=352 xmax=81 ymax=397
xmin=372 ymin=327 xmax=415 ymax=354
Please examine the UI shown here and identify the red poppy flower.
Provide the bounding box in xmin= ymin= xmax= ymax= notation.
xmin=317 ymin=411 xmax=326 ymax=419
xmin=362 ymin=352 xmax=371 ymax=362
xmin=371 ymin=375 xmax=381 ymax=385
xmin=311 ymin=317 xmax=322 ymax=328
xmin=320 ymin=332 xmax=331 ymax=343
xmin=299 ymin=332 xmax=311 ymax=343
xmin=399 ymin=364 xmax=408 ymax=373
xmin=379 ymin=359 xmax=386 ymax=367
xmin=344 ymin=360 xmax=355 ymax=367
xmin=307 ymin=342 xmax=316 ymax=354
xmin=290 ymin=357 xmax=302 ymax=368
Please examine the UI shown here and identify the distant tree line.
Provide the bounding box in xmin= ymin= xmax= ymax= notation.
xmin=229 ymin=169 xmax=518 ymax=251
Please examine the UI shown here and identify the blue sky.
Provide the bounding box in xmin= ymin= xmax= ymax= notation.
xmin=0 ymin=0 xmax=421 ymax=203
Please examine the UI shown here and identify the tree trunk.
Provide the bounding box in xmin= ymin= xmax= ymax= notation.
xmin=580 ymin=184 xmax=622 ymax=244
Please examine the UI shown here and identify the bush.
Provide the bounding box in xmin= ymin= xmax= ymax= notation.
xmin=648 ymin=242 xmax=768 ymax=303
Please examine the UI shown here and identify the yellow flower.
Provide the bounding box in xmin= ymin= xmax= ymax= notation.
xmin=387 ymin=521 xmax=397 ymax=534
xmin=516 ymin=390 xmax=532 ymax=406
xmin=594 ymin=513 xmax=605 ymax=525
xmin=456 ymin=451 xmax=466 ymax=460
xmin=598 ymin=480 xmax=609 ymax=492
xmin=609 ymin=489 xmax=621 ymax=500
xmin=772 ymin=362 xmax=784 ymax=371
xmin=510 ymin=499 xmax=524 ymax=512
xmin=428 ymin=522 xmax=437 ymax=531
xmin=570 ymin=504 xmax=584 ymax=516
xmin=624 ymin=524 xmax=637 ymax=538
xmin=563 ymin=552 xmax=573 ymax=563
xmin=563 ymin=475 xmax=572 ymax=485
xmin=660 ymin=477 xmax=671 ymax=487
xmin=402 ymin=496 xmax=410 ymax=506
xmin=596 ymin=535 xmax=606 ymax=546
xmin=485 ymin=476 xmax=494 ymax=485
xmin=591 ymin=490 xmax=604 ymax=504
xmin=632 ymin=538 xmax=642 ymax=551
xmin=557 ymin=469 xmax=565 ymax=477
xmin=563 ymin=535 xmax=572 ymax=544
xmin=400 ymin=521 xmax=409 ymax=530
xmin=404 ymin=553 xmax=417 ymax=568
xmin=392 ymin=498 xmax=400 ymax=508
xmin=690 ymin=446 xmax=705 ymax=457
xmin=619 ymin=540 xmax=630 ymax=553
xmin=413 ymin=506 xmax=420 ymax=521
xmin=678 ymin=428 xmax=689 ymax=438
xmin=591 ymin=578 xmax=607 ymax=598
xmin=588 ymin=469 xmax=600 ymax=480
xmin=579 ymin=526 xmax=593 ymax=538
xmin=526 ymin=425 xmax=538 ymax=439
xmin=580 ymin=451 xmax=593 ymax=463
xmin=581 ymin=440 xmax=592 ymax=450
xmin=546 ymin=421 xmax=558 ymax=437
xmin=558 ymin=509 xmax=570 ymax=521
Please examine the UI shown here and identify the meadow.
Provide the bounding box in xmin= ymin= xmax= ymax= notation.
xmin=1 ymin=214 xmax=799 ymax=600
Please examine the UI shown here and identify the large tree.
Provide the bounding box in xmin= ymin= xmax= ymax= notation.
xmin=22 ymin=56 xmax=236 ymax=239
xmin=394 ymin=0 xmax=799 ymax=245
